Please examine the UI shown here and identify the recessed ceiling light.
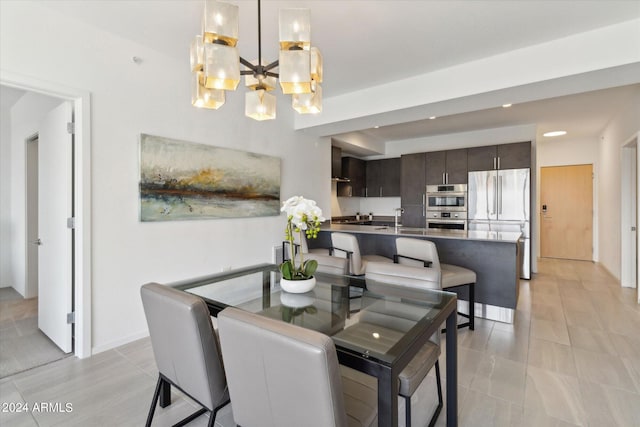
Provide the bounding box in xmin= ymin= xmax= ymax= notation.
xmin=429 ymin=116 xmax=436 ymax=120
xmin=374 ymin=125 xmax=380 ymax=129
xmin=502 ymin=103 xmax=512 ymax=108
xmin=543 ymin=130 xmax=567 ymax=137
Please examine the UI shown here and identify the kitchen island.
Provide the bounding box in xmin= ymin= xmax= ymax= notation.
xmin=310 ymin=224 xmax=523 ymax=323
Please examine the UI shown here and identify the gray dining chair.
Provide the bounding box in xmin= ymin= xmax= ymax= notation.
xmin=304 ymin=252 xmax=349 ymax=275
xmin=217 ymin=307 xmax=377 ymax=427
xmin=140 ymin=283 xmax=230 ymax=427
xmin=364 ymin=261 xmax=443 ymax=427
xmin=331 ymin=232 xmax=392 ymax=275
xmin=395 ymin=237 xmax=476 ymax=330
xmin=282 ymin=231 xmax=330 ymax=262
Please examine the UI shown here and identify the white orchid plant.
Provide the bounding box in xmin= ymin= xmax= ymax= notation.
xmin=280 ymin=196 xmax=326 ymax=280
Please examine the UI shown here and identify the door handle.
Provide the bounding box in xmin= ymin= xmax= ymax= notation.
xmin=33 ymin=238 xmax=42 ymax=245
xmin=498 ymin=176 xmax=503 ymax=215
xmin=442 ymin=172 xmax=445 ymax=185
xmin=445 ymin=172 xmax=449 ymax=184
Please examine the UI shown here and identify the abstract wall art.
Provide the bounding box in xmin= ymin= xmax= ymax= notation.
xmin=139 ymin=134 xmax=281 ymax=221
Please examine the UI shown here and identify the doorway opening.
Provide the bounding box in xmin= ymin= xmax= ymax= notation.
xmin=0 ymin=132 xmax=71 ymax=378
xmin=1 ymin=72 xmax=92 ymax=362
xmin=621 ymin=133 xmax=639 ymax=302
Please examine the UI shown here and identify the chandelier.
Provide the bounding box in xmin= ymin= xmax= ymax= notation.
xmin=190 ymin=0 xmax=323 ymax=121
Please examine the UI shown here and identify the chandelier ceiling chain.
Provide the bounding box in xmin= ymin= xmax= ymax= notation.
xmin=190 ymin=0 xmax=323 ymax=121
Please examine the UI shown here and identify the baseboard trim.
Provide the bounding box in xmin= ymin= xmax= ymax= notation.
xmin=91 ymin=329 xmax=149 ymax=355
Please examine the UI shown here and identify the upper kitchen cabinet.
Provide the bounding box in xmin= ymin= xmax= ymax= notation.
xmin=367 ymin=158 xmax=400 ymax=197
xmin=467 ymin=141 xmax=531 ymax=171
xmin=497 ymin=141 xmax=531 ymax=169
xmin=425 ymin=149 xmax=468 ymax=185
xmin=401 ymin=153 xmax=426 ymax=205
xmin=337 ymin=157 xmax=366 ymax=197
xmin=331 ymin=146 xmax=343 ymax=179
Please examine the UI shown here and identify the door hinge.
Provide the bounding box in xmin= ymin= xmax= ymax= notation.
xmin=67 ymin=217 xmax=75 ymax=229
xmin=67 ymin=121 xmax=75 ymax=134
xmin=67 ymin=312 xmax=75 ymax=324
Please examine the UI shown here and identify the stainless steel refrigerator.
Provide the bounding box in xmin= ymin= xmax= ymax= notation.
xmin=468 ymin=168 xmax=531 ymax=279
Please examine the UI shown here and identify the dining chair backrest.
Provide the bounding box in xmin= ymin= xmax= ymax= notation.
xmin=140 ymin=283 xmax=228 ymax=412
xmin=364 ymin=261 xmax=442 ymax=348
xmin=305 ymin=253 xmax=349 ymax=275
xmin=395 ymin=238 xmax=441 ymax=270
xmin=217 ymin=307 xmax=349 ymax=427
xmin=331 ymin=232 xmax=363 ymax=275
xmin=365 ymin=261 xmax=441 ymax=291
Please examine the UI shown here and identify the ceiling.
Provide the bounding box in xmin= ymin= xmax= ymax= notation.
xmin=30 ymin=1 xmax=640 ymax=153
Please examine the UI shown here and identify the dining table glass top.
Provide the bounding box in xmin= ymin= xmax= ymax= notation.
xmin=172 ymin=263 xmax=456 ymax=366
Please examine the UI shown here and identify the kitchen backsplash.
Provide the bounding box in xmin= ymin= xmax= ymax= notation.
xmin=331 ymin=181 xmax=401 ymax=217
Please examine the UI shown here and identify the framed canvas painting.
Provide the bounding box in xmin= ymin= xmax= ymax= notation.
xmin=139 ymin=134 xmax=281 ymax=221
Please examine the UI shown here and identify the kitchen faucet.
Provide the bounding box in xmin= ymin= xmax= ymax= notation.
xmin=394 ymin=207 xmax=404 ymax=228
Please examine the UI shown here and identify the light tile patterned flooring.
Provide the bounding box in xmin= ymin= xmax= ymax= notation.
xmin=0 ymin=288 xmax=68 ymax=378
xmin=0 ymin=258 xmax=639 ymax=426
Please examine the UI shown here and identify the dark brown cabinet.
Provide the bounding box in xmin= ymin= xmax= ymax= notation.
xmin=367 ymin=158 xmax=400 ymax=197
xmin=331 ymin=146 xmax=342 ymax=178
xmin=337 ymin=157 xmax=366 ymax=197
xmin=400 ymin=153 xmax=426 ymax=227
xmin=425 ymin=149 xmax=468 ymax=185
xmin=467 ymin=141 xmax=531 ymax=171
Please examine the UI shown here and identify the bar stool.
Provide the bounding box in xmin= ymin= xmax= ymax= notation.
xmin=330 ymin=232 xmax=392 ymax=275
xmin=282 ymin=231 xmax=330 ymax=262
xmin=395 ymin=237 xmax=476 ymax=330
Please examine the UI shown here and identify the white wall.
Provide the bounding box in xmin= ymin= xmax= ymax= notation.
xmin=598 ymin=89 xmax=640 ymax=280
xmin=7 ymin=92 xmax=63 ymax=297
xmin=0 ymin=94 xmax=11 ymax=287
xmin=536 ymin=136 xmax=600 ymax=261
xmin=1 ymin=2 xmax=330 ymax=353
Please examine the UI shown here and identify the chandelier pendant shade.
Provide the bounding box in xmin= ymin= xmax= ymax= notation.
xmin=191 ymin=0 xmax=323 ymax=121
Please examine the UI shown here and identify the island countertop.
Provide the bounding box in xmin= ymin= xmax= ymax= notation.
xmin=313 ymin=224 xmax=524 ymax=323
xmin=323 ymin=223 xmax=522 ymax=244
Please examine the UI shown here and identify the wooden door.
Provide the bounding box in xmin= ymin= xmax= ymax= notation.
xmin=540 ymin=164 xmax=593 ymax=260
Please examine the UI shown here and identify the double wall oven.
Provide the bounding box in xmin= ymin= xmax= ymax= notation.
xmin=426 ymin=184 xmax=467 ymax=230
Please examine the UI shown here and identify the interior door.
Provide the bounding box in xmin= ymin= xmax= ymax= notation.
xmin=540 ymin=164 xmax=593 ymax=260
xmin=38 ymin=101 xmax=73 ymax=353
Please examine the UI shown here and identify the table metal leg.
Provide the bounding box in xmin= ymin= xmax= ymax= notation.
xmin=377 ymin=365 xmax=397 ymax=427
xmin=446 ymin=310 xmax=458 ymax=426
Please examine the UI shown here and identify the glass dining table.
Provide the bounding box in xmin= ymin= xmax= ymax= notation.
xmin=169 ymin=263 xmax=458 ymax=427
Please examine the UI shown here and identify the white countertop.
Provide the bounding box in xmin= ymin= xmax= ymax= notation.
xmin=323 ymin=223 xmax=522 ymax=243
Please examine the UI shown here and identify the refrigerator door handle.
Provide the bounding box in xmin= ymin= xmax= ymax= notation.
xmin=485 ymin=176 xmax=495 ymax=219
xmin=498 ymin=175 xmax=503 ymax=215
xmin=491 ymin=175 xmax=498 ymax=216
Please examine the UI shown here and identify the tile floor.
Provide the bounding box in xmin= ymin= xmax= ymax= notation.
xmin=0 ymin=288 xmax=68 ymax=378
xmin=0 ymin=258 xmax=639 ymax=426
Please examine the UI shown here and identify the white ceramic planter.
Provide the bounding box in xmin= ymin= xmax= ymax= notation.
xmin=280 ymin=276 xmax=316 ymax=294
